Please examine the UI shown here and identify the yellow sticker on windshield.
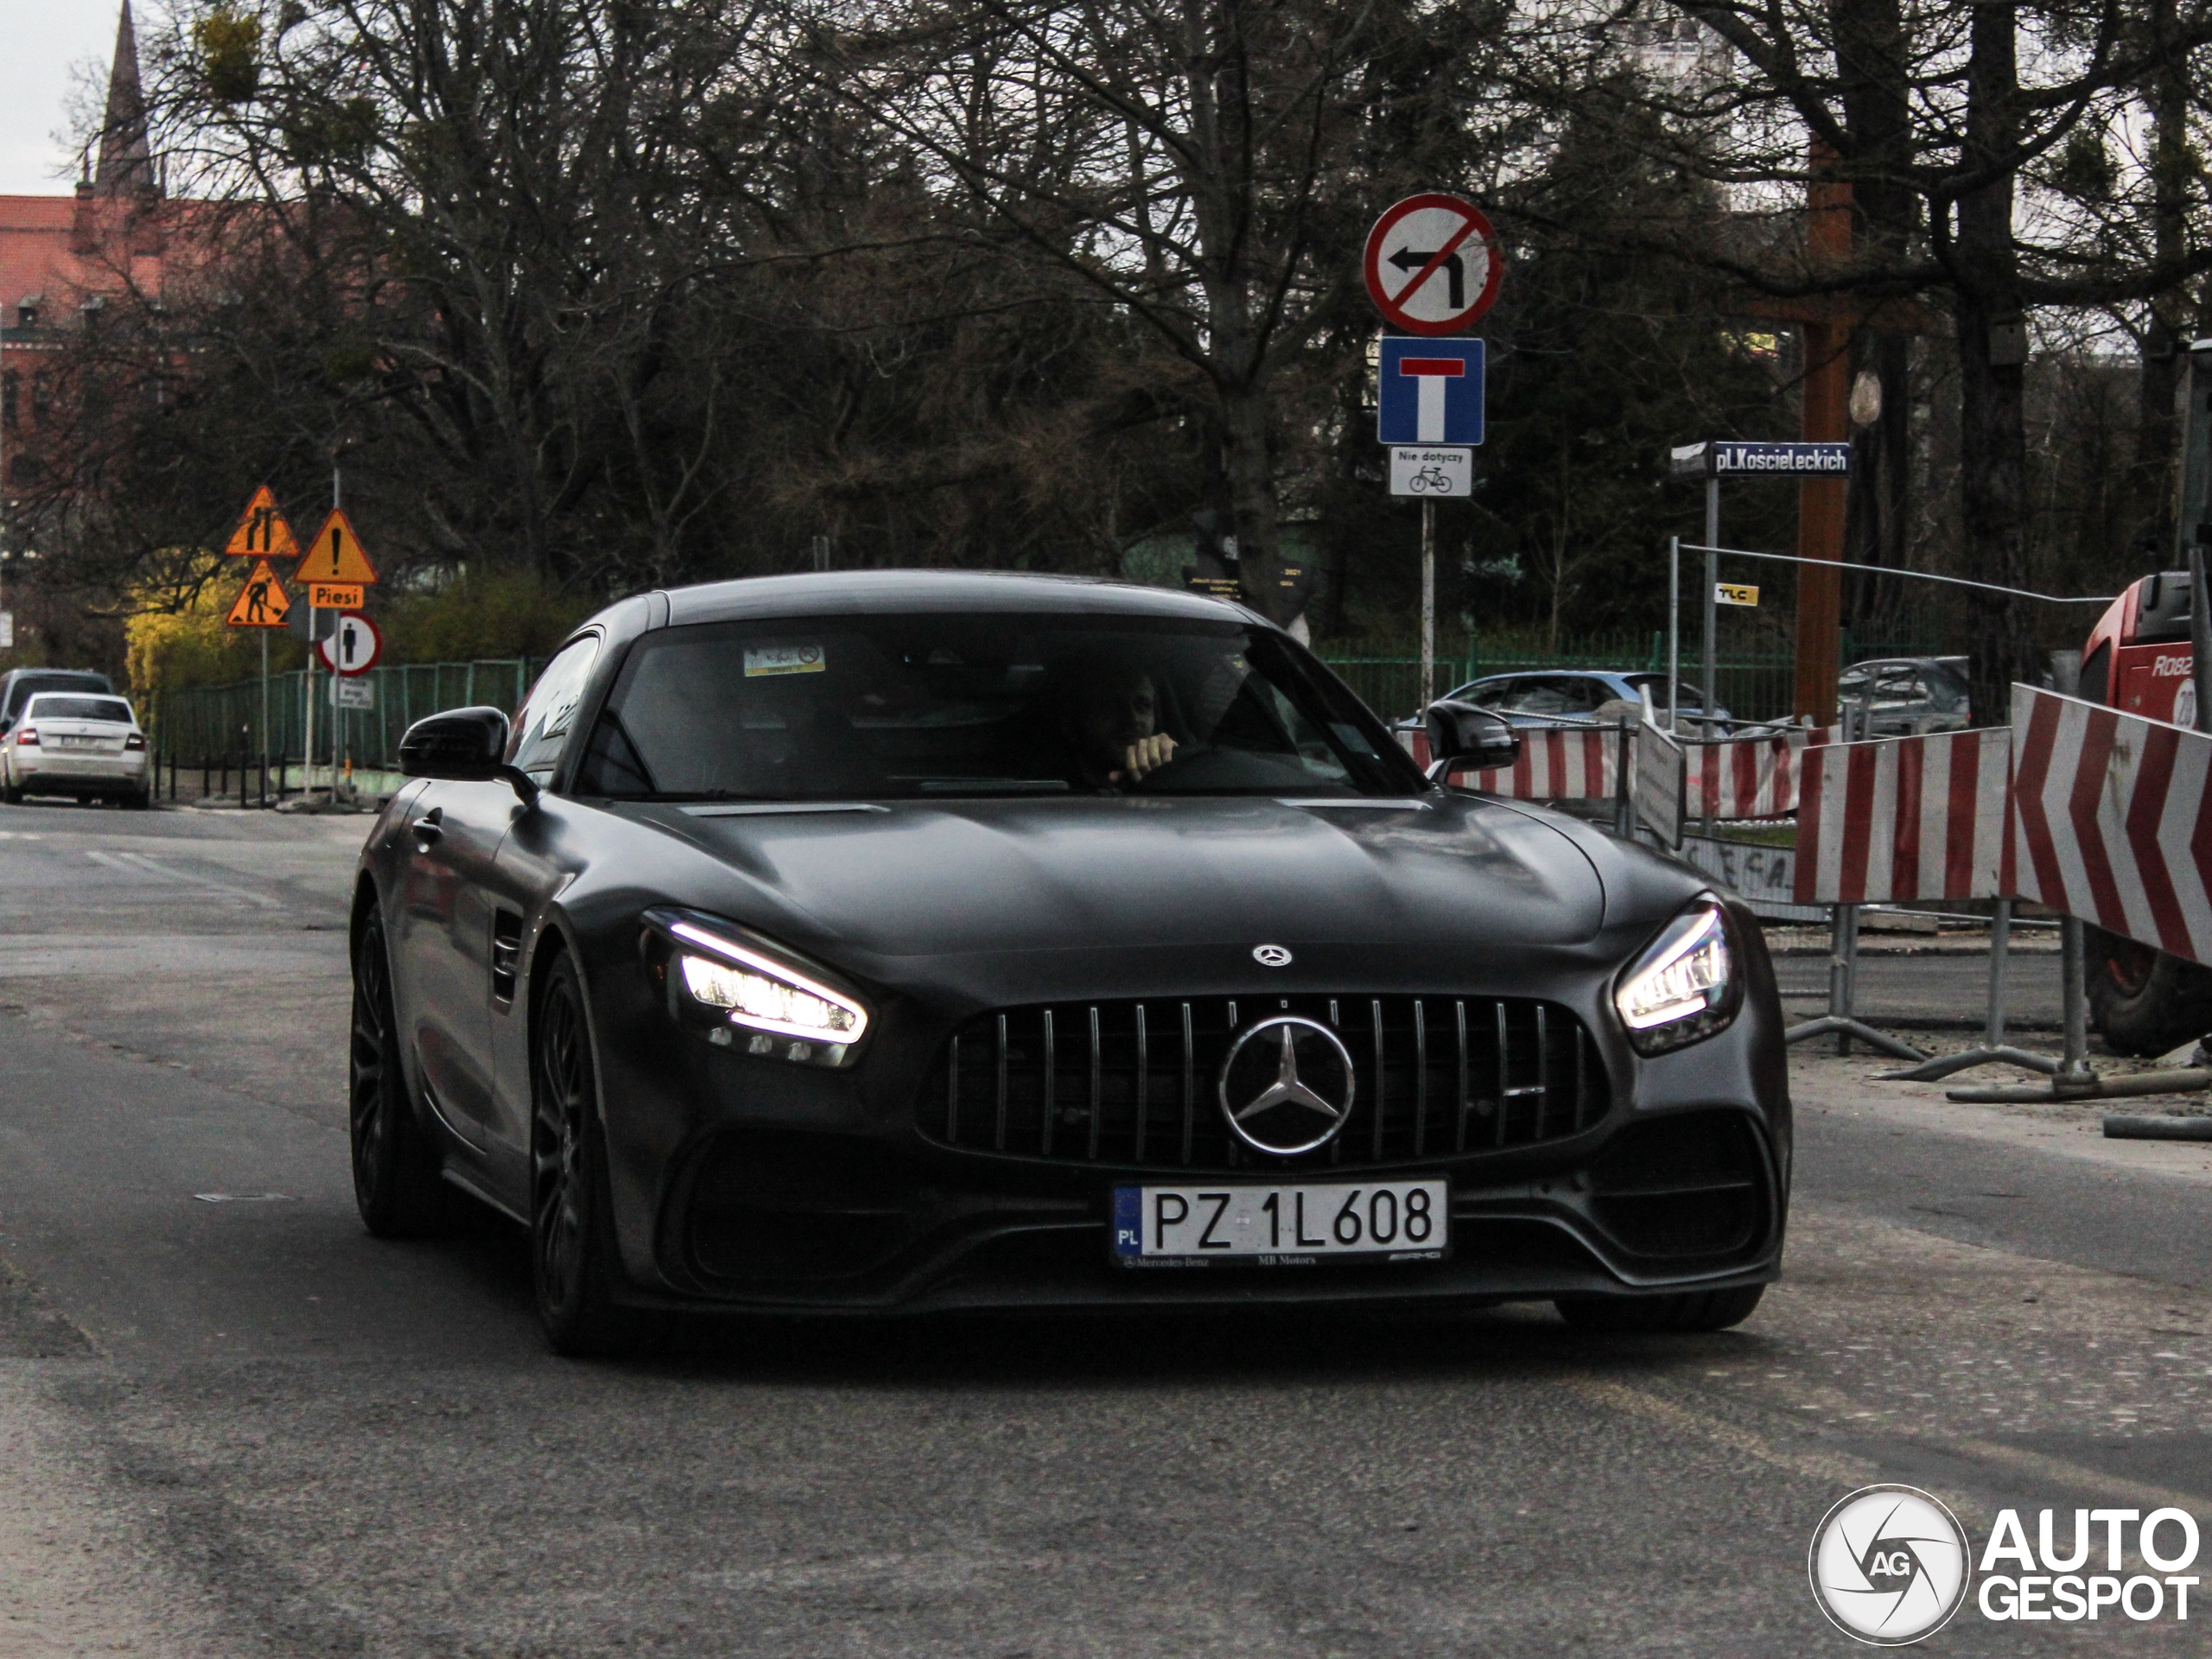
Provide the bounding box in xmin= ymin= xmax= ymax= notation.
xmin=744 ymin=645 xmax=825 ymax=677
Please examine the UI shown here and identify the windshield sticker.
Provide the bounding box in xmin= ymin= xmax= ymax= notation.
xmin=744 ymin=645 xmax=826 ymax=678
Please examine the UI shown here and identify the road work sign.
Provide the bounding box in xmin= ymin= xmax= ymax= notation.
xmin=308 ymin=582 xmax=364 ymax=611
xmin=1389 ymin=447 xmax=1472 ymax=497
xmin=1715 ymin=582 xmax=1759 ymax=607
xmin=1377 ymin=338 xmax=1484 ymax=446
xmin=1363 ymin=194 xmax=1503 ymax=334
xmin=226 ymin=560 xmax=291 ymax=628
xmin=318 ymin=613 xmax=383 ymax=677
xmin=224 ymin=486 xmax=300 ymax=559
xmin=298 ymin=510 xmax=379 ymax=586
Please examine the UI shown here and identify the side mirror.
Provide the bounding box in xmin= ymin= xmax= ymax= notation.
xmin=398 ymin=706 xmax=538 ymax=804
xmin=1425 ymin=698 xmax=1520 ymax=777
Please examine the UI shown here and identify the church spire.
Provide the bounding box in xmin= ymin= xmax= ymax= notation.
xmin=94 ymin=1 xmax=157 ymax=198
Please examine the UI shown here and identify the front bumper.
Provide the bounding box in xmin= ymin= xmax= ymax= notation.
xmin=580 ymin=908 xmax=1792 ymax=1317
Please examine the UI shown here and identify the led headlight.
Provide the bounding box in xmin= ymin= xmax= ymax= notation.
xmin=642 ymin=909 xmax=870 ymax=1068
xmin=1614 ymin=898 xmax=1738 ymax=1055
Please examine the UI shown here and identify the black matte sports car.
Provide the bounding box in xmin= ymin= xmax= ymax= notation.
xmin=349 ymin=572 xmax=1789 ymax=1353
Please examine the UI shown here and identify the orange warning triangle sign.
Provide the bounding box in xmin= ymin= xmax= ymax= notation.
xmin=225 ymin=560 xmax=292 ymax=628
xmin=297 ymin=509 xmax=379 ymax=585
xmin=224 ymin=486 xmax=300 ymax=559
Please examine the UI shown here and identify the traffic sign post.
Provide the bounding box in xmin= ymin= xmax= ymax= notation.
xmin=1389 ymin=448 xmax=1472 ymax=497
xmin=224 ymin=486 xmax=299 ymax=560
xmin=1668 ymin=439 xmax=1853 ymax=794
xmin=1378 ymin=339 xmax=1485 ymax=709
xmin=318 ymin=613 xmax=383 ymax=677
xmin=1377 ymin=339 xmax=1484 ymax=445
xmin=1364 ymin=193 xmax=1501 ymax=712
xmin=1363 ymin=194 xmax=1503 ymax=335
xmin=225 ymin=560 xmax=291 ymax=629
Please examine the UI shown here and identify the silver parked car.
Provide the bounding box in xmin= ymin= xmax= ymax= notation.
xmin=1433 ymin=670 xmax=1734 ymax=734
xmin=1835 ymin=657 xmax=1971 ymax=736
xmin=0 ymin=692 xmax=152 ymax=807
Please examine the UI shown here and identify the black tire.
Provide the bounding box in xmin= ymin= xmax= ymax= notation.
xmin=1554 ymin=1284 xmax=1765 ymax=1333
xmin=531 ymin=952 xmax=632 ymax=1357
xmin=349 ymin=907 xmax=448 ymax=1236
xmin=124 ymin=785 xmax=152 ymax=810
xmin=2084 ymin=927 xmax=2212 ymax=1057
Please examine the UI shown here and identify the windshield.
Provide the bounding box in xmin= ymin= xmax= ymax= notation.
xmin=27 ymin=696 xmax=134 ymax=723
xmin=574 ymin=613 xmax=1422 ymax=800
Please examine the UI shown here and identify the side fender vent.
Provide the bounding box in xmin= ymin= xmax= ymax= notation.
xmin=491 ymin=910 xmax=524 ymax=1004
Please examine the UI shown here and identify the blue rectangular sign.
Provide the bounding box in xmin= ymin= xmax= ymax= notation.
xmin=1378 ymin=337 xmax=1484 ymax=447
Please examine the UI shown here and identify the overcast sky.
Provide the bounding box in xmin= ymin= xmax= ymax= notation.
xmin=0 ymin=0 xmax=140 ymax=196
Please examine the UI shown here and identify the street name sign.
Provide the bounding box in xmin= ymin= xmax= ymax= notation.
xmin=318 ymin=612 xmax=383 ymax=676
xmin=308 ymin=582 xmax=364 ymax=611
xmin=226 ymin=560 xmax=292 ymax=628
xmin=1363 ymin=194 xmax=1503 ymax=334
xmin=1671 ymin=440 xmax=1852 ymax=477
xmin=298 ymin=510 xmax=379 ymax=586
xmin=1377 ymin=338 xmax=1484 ymax=445
xmin=223 ymin=486 xmax=300 ymax=559
xmin=1389 ymin=447 xmax=1473 ymax=497
xmin=1715 ymin=582 xmax=1759 ymax=607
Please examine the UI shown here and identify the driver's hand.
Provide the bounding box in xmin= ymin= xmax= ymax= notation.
xmin=1113 ymin=733 xmax=1177 ymax=782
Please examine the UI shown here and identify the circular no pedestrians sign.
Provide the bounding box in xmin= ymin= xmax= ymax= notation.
xmin=1363 ymin=192 xmax=1502 ymax=335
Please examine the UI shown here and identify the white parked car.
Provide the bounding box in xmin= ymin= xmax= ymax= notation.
xmin=1 ymin=692 xmax=152 ymax=807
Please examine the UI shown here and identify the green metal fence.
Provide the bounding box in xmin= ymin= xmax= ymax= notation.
xmin=149 ymin=657 xmax=544 ymax=783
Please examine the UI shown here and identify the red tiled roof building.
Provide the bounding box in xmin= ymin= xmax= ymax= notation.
xmin=0 ymin=2 xmax=177 ymax=491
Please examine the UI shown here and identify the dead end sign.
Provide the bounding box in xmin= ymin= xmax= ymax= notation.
xmin=1363 ymin=193 xmax=1503 ymax=335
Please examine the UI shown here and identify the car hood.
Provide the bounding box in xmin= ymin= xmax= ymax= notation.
xmin=628 ymin=793 xmax=1609 ymax=960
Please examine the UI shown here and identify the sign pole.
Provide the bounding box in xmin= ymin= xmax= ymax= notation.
xmin=1421 ymin=499 xmax=1436 ymax=708
xmin=1700 ymin=477 xmax=1719 ymax=727
xmin=1667 ymin=537 xmax=1680 ymax=731
xmin=258 ymin=632 xmax=269 ymax=805
xmin=304 ymin=602 xmax=317 ymax=800
xmin=1700 ymin=475 xmax=1719 ymax=832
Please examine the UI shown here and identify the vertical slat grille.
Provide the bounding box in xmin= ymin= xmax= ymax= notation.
xmin=929 ymin=995 xmax=1610 ymax=1170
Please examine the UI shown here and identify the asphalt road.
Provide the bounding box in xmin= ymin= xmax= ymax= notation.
xmin=4 ymin=798 xmax=2212 ymax=1655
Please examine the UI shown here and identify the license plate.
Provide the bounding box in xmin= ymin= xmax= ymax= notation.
xmin=57 ymin=736 xmax=99 ymax=749
xmin=1112 ymin=1179 xmax=1447 ymax=1267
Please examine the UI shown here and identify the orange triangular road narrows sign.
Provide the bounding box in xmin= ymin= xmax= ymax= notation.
xmin=226 ymin=560 xmax=292 ymax=628
xmin=297 ymin=509 xmax=379 ymax=585
xmin=224 ymin=486 xmax=300 ymax=560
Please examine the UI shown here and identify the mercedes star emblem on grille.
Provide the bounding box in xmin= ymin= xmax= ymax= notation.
xmin=1252 ymin=944 xmax=1293 ymax=967
xmin=1217 ymin=1015 xmax=1356 ymax=1155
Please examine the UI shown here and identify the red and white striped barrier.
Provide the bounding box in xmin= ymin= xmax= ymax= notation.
xmin=2008 ymin=687 xmax=2212 ymax=965
xmin=1792 ymin=728 xmax=2012 ymax=904
xmin=1687 ymin=729 xmax=1826 ymax=821
xmin=1457 ymin=725 xmax=1622 ymax=799
xmin=1405 ymin=719 xmax=1831 ymax=818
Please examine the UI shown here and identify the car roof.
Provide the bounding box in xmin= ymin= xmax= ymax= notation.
xmin=652 ymin=570 xmax=1261 ymax=629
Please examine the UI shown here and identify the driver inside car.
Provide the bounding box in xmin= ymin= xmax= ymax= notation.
xmin=1067 ymin=662 xmax=1177 ymax=788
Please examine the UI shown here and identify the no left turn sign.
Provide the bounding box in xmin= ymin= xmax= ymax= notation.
xmin=1363 ymin=193 xmax=1502 ymax=335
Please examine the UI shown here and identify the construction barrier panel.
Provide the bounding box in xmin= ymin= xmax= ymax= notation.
xmin=1686 ymin=729 xmax=1825 ymax=822
xmin=1405 ymin=721 xmax=1832 ymax=819
xmin=2009 ymin=685 xmax=2212 ymax=965
xmin=1792 ymin=728 xmax=2012 ymax=904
